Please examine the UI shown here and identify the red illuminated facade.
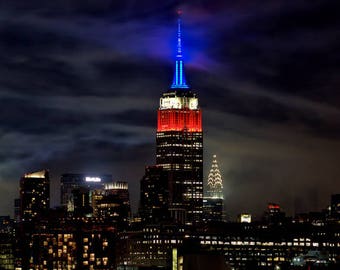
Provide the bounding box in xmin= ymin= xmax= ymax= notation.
xmin=268 ymin=203 xmax=280 ymax=210
xmin=157 ymin=109 xmax=202 ymax=132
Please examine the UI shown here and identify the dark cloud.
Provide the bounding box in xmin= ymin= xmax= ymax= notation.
xmin=0 ymin=0 xmax=340 ymax=218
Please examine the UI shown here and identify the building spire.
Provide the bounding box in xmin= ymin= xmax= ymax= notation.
xmin=207 ymin=155 xmax=224 ymax=199
xmin=171 ymin=9 xmax=189 ymax=89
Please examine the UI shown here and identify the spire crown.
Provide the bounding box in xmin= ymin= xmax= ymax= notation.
xmin=171 ymin=10 xmax=189 ymax=89
xmin=207 ymin=155 xmax=224 ymax=199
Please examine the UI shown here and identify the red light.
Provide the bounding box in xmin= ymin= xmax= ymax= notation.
xmin=157 ymin=109 xmax=202 ymax=132
xmin=268 ymin=203 xmax=280 ymax=210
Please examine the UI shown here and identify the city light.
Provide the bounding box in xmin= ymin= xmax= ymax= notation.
xmin=85 ymin=177 xmax=101 ymax=182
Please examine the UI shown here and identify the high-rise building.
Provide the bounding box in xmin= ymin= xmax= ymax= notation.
xmin=60 ymin=173 xmax=112 ymax=211
xmin=263 ymin=203 xmax=286 ymax=225
xmin=203 ymin=155 xmax=224 ymax=222
xmin=0 ymin=231 xmax=14 ymax=270
xmin=92 ymin=182 xmax=131 ymax=228
xmin=72 ymin=186 xmax=93 ymax=217
xmin=139 ymin=165 xmax=169 ymax=223
xmin=156 ymin=12 xmax=203 ymax=224
xmin=206 ymin=155 xmax=223 ymax=199
xmin=19 ymin=170 xmax=50 ymax=221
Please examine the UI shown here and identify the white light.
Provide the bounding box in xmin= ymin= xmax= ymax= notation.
xmin=240 ymin=214 xmax=252 ymax=223
xmin=160 ymin=96 xmax=199 ymax=110
xmin=160 ymin=97 xmax=182 ymax=109
xmin=85 ymin=177 xmax=101 ymax=182
xmin=189 ymin=98 xmax=198 ymax=109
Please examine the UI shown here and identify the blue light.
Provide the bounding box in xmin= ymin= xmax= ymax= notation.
xmin=171 ymin=60 xmax=188 ymax=89
xmin=170 ymin=17 xmax=189 ymax=89
xmin=179 ymin=61 xmax=183 ymax=85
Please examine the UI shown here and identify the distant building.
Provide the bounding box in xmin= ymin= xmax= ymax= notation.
xmin=72 ymin=186 xmax=93 ymax=217
xmin=206 ymin=155 xmax=223 ymax=200
xmin=60 ymin=173 xmax=112 ymax=212
xmin=117 ymin=221 xmax=340 ymax=270
xmin=0 ymin=216 xmax=13 ymax=234
xmin=24 ymin=219 xmax=116 ymax=270
xmin=330 ymin=194 xmax=340 ymax=220
xmin=92 ymin=181 xmax=131 ymax=228
xmin=203 ymin=155 xmax=224 ymax=222
xmin=237 ymin=213 xmax=252 ymax=223
xmin=173 ymin=247 xmax=231 ymax=270
xmin=203 ymin=198 xmax=223 ymax=222
xmin=139 ymin=166 xmax=169 ymax=224
xmin=263 ymin=203 xmax=286 ymax=225
xmin=19 ymin=170 xmax=50 ymax=221
xmin=291 ymin=250 xmax=332 ymax=268
xmin=14 ymin=198 xmax=20 ymax=222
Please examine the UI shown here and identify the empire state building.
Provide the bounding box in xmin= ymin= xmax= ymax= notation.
xmin=156 ymin=13 xmax=203 ymax=224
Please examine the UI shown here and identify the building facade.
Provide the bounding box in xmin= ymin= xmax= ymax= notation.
xmin=139 ymin=165 xmax=169 ymax=224
xmin=204 ymin=155 xmax=224 ymax=222
xmin=60 ymin=173 xmax=112 ymax=212
xmin=19 ymin=170 xmax=50 ymax=221
xmin=92 ymin=182 xmax=131 ymax=228
xmin=155 ymin=13 xmax=203 ymax=224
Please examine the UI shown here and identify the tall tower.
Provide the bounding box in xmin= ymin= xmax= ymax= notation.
xmin=203 ymin=155 xmax=224 ymax=222
xmin=156 ymin=11 xmax=203 ymax=224
xmin=207 ymin=155 xmax=223 ymax=199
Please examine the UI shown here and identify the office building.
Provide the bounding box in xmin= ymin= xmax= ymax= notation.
xmin=92 ymin=182 xmax=131 ymax=228
xmin=14 ymin=199 xmax=20 ymax=223
xmin=206 ymin=155 xmax=223 ymax=199
xmin=19 ymin=170 xmax=50 ymax=221
xmin=203 ymin=155 xmax=224 ymax=222
xmin=139 ymin=165 xmax=169 ymax=224
xmin=60 ymin=173 xmax=112 ymax=212
xmin=22 ymin=219 xmax=116 ymax=270
xmin=72 ymin=186 xmax=93 ymax=217
xmin=203 ymin=197 xmax=224 ymax=222
xmin=155 ymin=12 xmax=203 ymax=224
xmin=263 ymin=203 xmax=286 ymax=225
xmin=0 ymin=232 xmax=14 ymax=270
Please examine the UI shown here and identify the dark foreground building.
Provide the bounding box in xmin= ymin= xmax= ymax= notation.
xmin=116 ymin=221 xmax=340 ymax=270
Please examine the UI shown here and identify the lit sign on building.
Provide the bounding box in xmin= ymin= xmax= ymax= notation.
xmin=85 ymin=177 xmax=101 ymax=182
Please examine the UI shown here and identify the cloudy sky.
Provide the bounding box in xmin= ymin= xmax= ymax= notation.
xmin=1 ymin=0 xmax=340 ymax=219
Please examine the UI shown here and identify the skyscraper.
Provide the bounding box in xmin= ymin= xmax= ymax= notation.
xmin=60 ymin=173 xmax=112 ymax=212
xmin=204 ymin=155 xmax=224 ymax=222
xmin=206 ymin=155 xmax=223 ymax=199
xmin=156 ymin=12 xmax=203 ymax=224
xmin=92 ymin=182 xmax=131 ymax=228
xmin=19 ymin=170 xmax=50 ymax=221
xmin=140 ymin=165 xmax=169 ymax=223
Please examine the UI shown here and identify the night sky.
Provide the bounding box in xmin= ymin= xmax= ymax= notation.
xmin=1 ymin=0 xmax=340 ymax=219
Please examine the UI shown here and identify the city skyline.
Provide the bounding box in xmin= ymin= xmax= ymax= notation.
xmin=1 ymin=1 xmax=340 ymax=218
